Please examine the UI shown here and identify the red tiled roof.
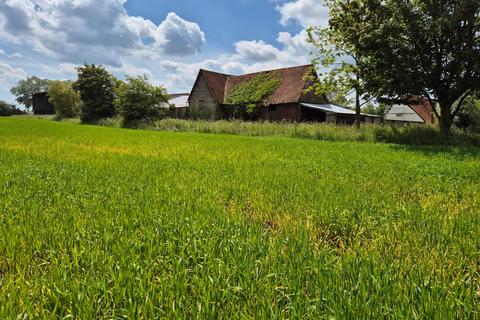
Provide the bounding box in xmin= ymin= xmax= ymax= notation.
xmin=200 ymin=70 xmax=230 ymax=104
xmin=409 ymin=97 xmax=435 ymax=124
xmin=196 ymin=65 xmax=315 ymax=105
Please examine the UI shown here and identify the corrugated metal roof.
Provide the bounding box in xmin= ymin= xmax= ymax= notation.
xmin=300 ymin=103 xmax=356 ymax=115
xmin=169 ymin=94 xmax=189 ymax=108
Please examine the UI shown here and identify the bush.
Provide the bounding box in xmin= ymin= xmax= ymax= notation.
xmin=74 ymin=64 xmax=117 ymax=122
xmin=374 ymin=124 xmax=480 ymax=147
xmin=455 ymin=96 xmax=480 ymax=132
xmin=48 ymin=80 xmax=82 ymax=118
xmin=115 ymin=75 xmax=170 ymax=122
xmin=0 ymin=100 xmax=25 ymax=116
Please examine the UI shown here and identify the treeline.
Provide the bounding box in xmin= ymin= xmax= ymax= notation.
xmin=9 ymin=64 xmax=172 ymax=123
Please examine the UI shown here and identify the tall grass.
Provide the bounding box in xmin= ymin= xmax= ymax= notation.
xmin=88 ymin=117 xmax=480 ymax=147
xmin=0 ymin=117 xmax=479 ymax=318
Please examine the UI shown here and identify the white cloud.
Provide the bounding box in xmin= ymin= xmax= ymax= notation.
xmin=0 ymin=49 xmax=22 ymax=58
xmin=234 ymin=40 xmax=280 ymax=62
xmin=0 ymin=60 xmax=27 ymax=88
xmin=0 ymin=0 xmax=206 ymax=65
xmin=278 ymin=0 xmax=329 ymax=28
xmin=154 ymin=12 xmax=205 ymax=56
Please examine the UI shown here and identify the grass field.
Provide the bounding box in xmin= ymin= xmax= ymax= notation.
xmin=0 ymin=117 xmax=479 ymax=318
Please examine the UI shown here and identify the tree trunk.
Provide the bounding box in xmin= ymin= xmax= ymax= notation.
xmin=439 ymin=104 xmax=453 ymax=136
xmin=355 ymin=89 xmax=361 ymax=129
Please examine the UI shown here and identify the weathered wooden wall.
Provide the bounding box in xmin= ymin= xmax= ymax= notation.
xmin=188 ymin=75 xmax=220 ymax=120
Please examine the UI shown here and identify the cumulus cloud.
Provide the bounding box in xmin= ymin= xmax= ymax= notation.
xmin=278 ymin=0 xmax=329 ymax=28
xmin=0 ymin=0 xmax=205 ymax=65
xmin=154 ymin=12 xmax=205 ymax=56
xmin=234 ymin=40 xmax=280 ymax=62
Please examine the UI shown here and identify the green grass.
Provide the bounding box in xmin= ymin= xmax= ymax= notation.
xmin=0 ymin=117 xmax=479 ymax=319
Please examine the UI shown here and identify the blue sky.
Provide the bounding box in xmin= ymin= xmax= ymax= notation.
xmin=0 ymin=0 xmax=328 ymax=105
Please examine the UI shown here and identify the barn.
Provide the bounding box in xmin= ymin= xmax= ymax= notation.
xmin=384 ymin=97 xmax=435 ymax=124
xmin=32 ymin=92 xmax=55 ymax=115
xmin=188 ymin=65 xmax=379 ymax=123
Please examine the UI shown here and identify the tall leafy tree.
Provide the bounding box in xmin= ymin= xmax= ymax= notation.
xmin=74 ymin=64 xmax=117 ymax=122
xmin=115 ymin=75 xmax=170 ymax=122
xmin=48 ymin=81 xmax=82 ymax=118
xmin=307 ymin=0 xmax=373 ymax=127
xmin=10 ymin=76 xmax=49 ymax=110
xmin=332 ymin=0 xmax=480 ymax=134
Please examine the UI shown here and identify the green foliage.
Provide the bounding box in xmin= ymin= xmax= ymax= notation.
xmin=362 ymin=102 xmax=386 ymax=116
xmin=455 ymin=96 xmax=480 ymax=132
xmin=307 ymin=1 xmax=372 ymax=124
xmin=10 ymin=76 xmax=49 ymax=109
xmin=115 ymin=75 xmax=170 ymax=122
xmin=0 ymin=100 xmax=25 ymax=116
xmin=1 ymin=117 xmax=479 ymax=318
xmin=224 ymin=73 xmax=282 ymax=120
xmin=48 ymin=80 xmax=82 ymax=119
xmin=334 ymin=0 xmax=480 ymax=134
xmin=73 ymin=64 xmax=117 ymax=122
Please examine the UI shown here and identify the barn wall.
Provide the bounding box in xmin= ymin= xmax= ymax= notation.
xmin=188 ymin=74 xmax=221 ymax=120
xmin=257 ymin=103 xmax=301 ymax=121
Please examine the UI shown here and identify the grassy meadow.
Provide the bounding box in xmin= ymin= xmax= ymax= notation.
xmin=0 ymin=117 xmax=479 ymax=318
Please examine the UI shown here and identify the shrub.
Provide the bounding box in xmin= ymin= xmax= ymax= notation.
xmin=48 ymin=80 xmax=82 ymax=118
xmin=455 ymin=96 xmax=480 ymax=132
xmin=115 ymin=75 xmax=170 ymax=123
xmin=0 ymin=100 xmax=25 ymax=116
xmin=74 ymin=64 xmax=117 ymax=122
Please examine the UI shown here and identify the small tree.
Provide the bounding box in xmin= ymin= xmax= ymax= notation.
xmin=307 ymin=0 xmax=373 ymax=128
xmin=48 ymin=81 xmax=82 ymax=118
xmin=10 ymin=76 xmax=49 ymax=110
xmin=115 ymin=75 xmax=170 ymax=122
xmin=73 ymin=64 xmax=117 ymax=122
xmin=0 ymin=100 xmax=25 ymax=116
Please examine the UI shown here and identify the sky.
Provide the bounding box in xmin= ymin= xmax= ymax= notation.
xmin=0 ymin=0 xmax=329 ymax=104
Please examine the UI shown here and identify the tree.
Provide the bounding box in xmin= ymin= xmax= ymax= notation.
xmin=333 ymin=0 xmax=480 ymax=135
xmin=10 ymin=76 xmax=49 ymax=110
xmin=362 ymin=102 xmax=387 ymax=116
xmin=115 ymin=75 xmax=170 ymax=122
xmin=455 ymin=95 xmax=480 ymax=132
xmin=73 ymin=64 xmax=117 ymax=122
xmin=0 ymin=100 xmax=25 ymax=116
xmin=48 ymin=81 xmax=82 ymax=118
xmin=307 ymin=0 xmax=372 ymax=128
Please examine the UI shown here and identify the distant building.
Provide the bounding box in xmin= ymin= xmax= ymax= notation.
xmin=32 ymin=92 xmax=54 ymax=115
xmin=187 ymin=65 xmax=377 ymax=123
xmin=384 ymin=97 xmax=435 ymax=124
xmin=168 ymin=93 xmax=189 ymax=119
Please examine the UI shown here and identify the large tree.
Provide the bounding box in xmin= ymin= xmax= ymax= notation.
xmin=10 ymin=76 xmax=49 ymax=110
xmin=74 ymin=64 xmax=117 ymax=122
xmin=331 ymin=0 xmax=480 ymax=134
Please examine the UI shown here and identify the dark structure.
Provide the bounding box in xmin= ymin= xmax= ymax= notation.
xmin=32 ymin=92 xmax=55 ymax=115
xmin=188 ymin=65 xmax=380 ymax=123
